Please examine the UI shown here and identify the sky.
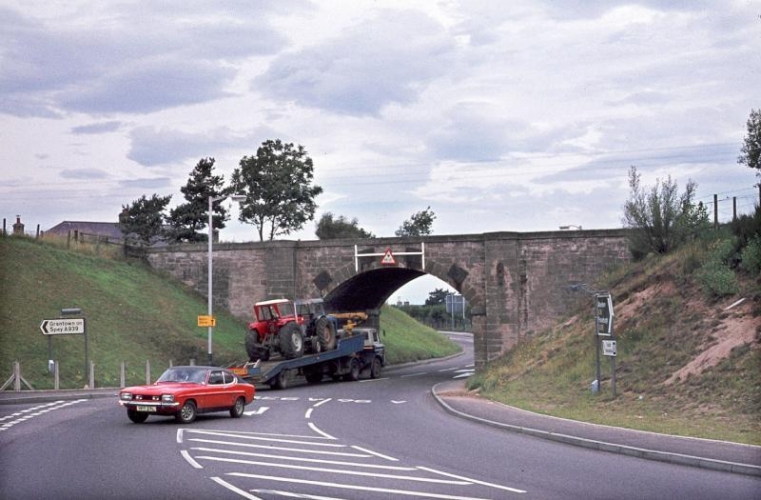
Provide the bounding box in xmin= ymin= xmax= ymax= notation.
xmin=1 ymin=1 xmax=759 ymax=303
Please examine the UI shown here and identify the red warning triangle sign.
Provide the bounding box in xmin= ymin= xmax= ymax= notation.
xmin=381 ymin=247 xmax=396 ymax=265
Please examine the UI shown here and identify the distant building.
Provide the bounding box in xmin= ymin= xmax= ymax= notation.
xmin=45 ymin=221 xmax=124 ymax=243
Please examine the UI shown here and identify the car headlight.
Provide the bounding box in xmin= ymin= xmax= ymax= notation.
xmin=161 ymin=394 xmax=175 ymax=403
xmin=120 ymin=392 xmax=132 ymax=401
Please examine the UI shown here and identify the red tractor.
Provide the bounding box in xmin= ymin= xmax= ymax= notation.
xmin=245 ymin=298 xmax=338 ymax=361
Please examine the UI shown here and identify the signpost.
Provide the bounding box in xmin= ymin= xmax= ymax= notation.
xmin=593 ymin=292 xmax=616 ymax=397
xmin=40 ymin=308 xmax=87 ymax=383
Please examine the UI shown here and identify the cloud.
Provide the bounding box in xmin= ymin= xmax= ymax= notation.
xmin=127 ymin=126 xmax=257 ymax=166
xmin=71 ymin=121 xmax=123 ymax=135
xmin=256 ymin=9 xmax=456 ymax=116
xmin=60 ymin=168 xmax=110 ymax=180
xmin=0 ymin=3 xmax=289 ymax=117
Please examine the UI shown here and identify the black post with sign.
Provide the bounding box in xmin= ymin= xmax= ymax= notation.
xmin=594 ymin=293 xmax=616 ymax=398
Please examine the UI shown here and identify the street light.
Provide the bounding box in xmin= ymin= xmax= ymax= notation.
xmin=207 ymin=193 xmax=246 ymax=365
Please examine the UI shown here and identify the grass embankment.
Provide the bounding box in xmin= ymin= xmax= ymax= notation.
xmin=469 ymin=240 xmax=761 ymax=445
xmin=0 ymin=236 xmax=458 ymax=389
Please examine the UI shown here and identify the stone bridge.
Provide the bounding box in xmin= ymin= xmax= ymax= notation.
xmin=143 ymin=230 xmax=629 ymax=370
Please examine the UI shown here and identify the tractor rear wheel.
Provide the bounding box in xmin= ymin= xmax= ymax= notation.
xmin=315 ymin=317 xmax=337 ymax=351
xmin=278 ymin=322 xmax=304 ymax=359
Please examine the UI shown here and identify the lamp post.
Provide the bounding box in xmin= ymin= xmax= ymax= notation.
xmin=207 ymin=194 xmax=246 ymax=365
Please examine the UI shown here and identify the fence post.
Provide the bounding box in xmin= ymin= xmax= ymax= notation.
xmin=89 ymin=361 xmax=95 ymax=389
xmin=190 ymin=358 xmax=196 ymax=366
xmin=54 ymin=361 xmax=60 ymax=390
xmin=145 ymin=360 xmax=151 ymax=384
xmin=120 ymin=362 xmax=126 ymax=388
xmin=13 ymin=362 xmax=20 ymax=392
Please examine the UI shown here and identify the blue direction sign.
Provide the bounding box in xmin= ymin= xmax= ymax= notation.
xmin=40 ymin=318 xmax=85 ymax=335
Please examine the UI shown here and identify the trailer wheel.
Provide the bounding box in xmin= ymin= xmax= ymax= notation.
xmin=315 ymin=317 xmax=337 ymax=351
xmin=344 ymin=358 xmax=360 ymax=382
xmin=278 ymin=322 xmax=304 ymax=359
xmin=270 ymin=369 xmax=289 ymax=390
xmin=304 ymin=367 xmax=322 ymax=384
xmin=370 ymin=357 xmax=382 ymax=379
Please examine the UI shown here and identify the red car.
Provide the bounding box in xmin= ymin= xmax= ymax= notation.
xmin=119 ymin=366 xmax=255 ymax=424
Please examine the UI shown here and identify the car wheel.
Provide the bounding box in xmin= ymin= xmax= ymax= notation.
xmin=176 ymin=400 xmax=197 ymax=424
xmin=230 ymin=397 xmax=245 ymax=418
xmin=370 ymin=357 xmax=382 ymax=379
xmin=278 ymin=322 xmax=304 ymax=359
xmin=127 ymin=409 xmax=148 ymax=424
xmin=315 ymin=317 xmax=337 ymax=351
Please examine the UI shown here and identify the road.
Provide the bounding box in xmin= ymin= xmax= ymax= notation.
xmin=1 ymin=333 xmax=759 ymax=500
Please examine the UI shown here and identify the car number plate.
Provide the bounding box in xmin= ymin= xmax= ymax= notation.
xmin=135 ymin=405 xmax=156 ymax=412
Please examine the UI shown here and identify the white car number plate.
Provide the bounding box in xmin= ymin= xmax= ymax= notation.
xmin=135 ymin=405 xmax=156 ymax=412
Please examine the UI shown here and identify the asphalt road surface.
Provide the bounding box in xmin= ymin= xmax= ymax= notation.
xmin=1 ymin=333 xmax=759 ymax=500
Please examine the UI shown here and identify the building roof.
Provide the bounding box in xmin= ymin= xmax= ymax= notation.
xmin=46 ymin=221 xmax=124 ymax=240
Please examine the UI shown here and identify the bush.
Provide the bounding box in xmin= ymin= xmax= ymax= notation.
xmin=696 ymin=260 xmax=739 ymax=297
xmin=740 ymin=236 xmax=761 ymax=275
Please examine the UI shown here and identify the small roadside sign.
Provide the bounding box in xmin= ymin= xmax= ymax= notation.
xmin=602 ymin=340 xmax=617 ymax=357
xmin=380 ymin=247 xmax=396 ymax=265
xmin=595 ymin=292 xmax=614 ymax=336
xmin=40 ymin=318 xmax=85 ymax=335
xmin=198 ymin=315 xmax=216 ymax=327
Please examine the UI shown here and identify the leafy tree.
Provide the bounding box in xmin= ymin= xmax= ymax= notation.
xmin=737 ymin=108 xmax=761 ymax=177
xmin=315 ymin=212 xmax=374 ymax=239
xmin=622 ymin=166 xmax=709 ymax=259
xmin=395 ymin=206 xmax=436 ymax=237
xmin=167 ymin=157 xmax=230 ymax=243
xmin=119 ymin=193 xmax=172 ymax=246
xmin=425 ymin=288 xmax=450 ymax=306
xmin=232 ymin=140 xmax=323 ymax=241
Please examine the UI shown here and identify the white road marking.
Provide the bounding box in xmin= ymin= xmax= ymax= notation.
xmin=244 ymin=406 xmax=269 ymax=416
xmin=188 ymin=438 xmax=366 ymax=457
xmin=227 ymin=472 xmax=499 ymax=500
xmin=180 ymin=449 xmax=203 ymax=469
xmin=0 ymin=399 xmax=86 ymax=432
xmin=350 ymin=445 xmax=399 ymax=462
xmin=211 ymin=476 xmax=263 ymax=500
xmin=419 ymin=466 xmax=526 ymax=494
xmin=391 ymin=400 xmax=407 ymax=404
xmin=309 ymin=422 xmax=336 ymax=440
xmin=305 ymin=408 xmax=313 ymax=419
xmin=191 ymin=446 xmax=414 ymax=470
xmin=199 ymin=456 xmax=471 ymax=484
xmin=250 ymin=489 xmax=346 ymax=500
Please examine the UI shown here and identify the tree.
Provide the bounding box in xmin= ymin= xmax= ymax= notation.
xmin=622 ymin=166 xmax=709 ymax=259
xmin=119 ymin=193 xmax=172 ymax=246
xmin=395 ymin=206 xmax=436 ymax=237
xmin=315 ymin=212 xmax=374 ymax=239
xmin=167 ymin=157 xmax=230 ymax=243
xmin=425 ymin=288 xmax=450 ymax=306
xmin=232 ymin=140 xmax=323 ymax=241
xmin=738 ymin=108 xmax=761 ymax=177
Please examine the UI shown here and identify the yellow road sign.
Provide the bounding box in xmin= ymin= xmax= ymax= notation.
xmin=197 ymin=315 xmax=216 ymax=327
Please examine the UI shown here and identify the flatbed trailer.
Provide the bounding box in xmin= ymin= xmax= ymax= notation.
xmin=231 ymin=330 xmax=384 ymax=390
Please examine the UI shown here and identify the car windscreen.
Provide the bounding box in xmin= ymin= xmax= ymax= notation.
xmin=156 ymin=367 xmax=207 ymax=383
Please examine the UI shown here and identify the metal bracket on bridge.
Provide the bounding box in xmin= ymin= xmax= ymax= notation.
xmin=354 ymin=243 xmax=425 ymax=272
